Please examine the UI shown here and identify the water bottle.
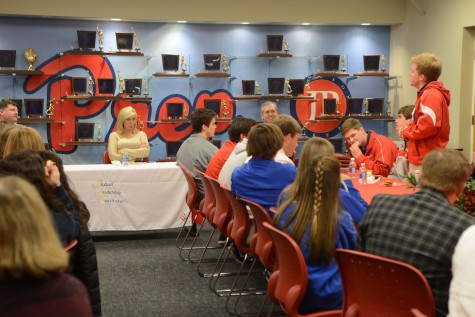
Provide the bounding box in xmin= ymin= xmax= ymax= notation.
xmin=359 ymin=163 xmax=367 ymax=184
xmin=348 ymin=158 xmax=357 ymax=178
xmin=122 ymin=149 xmax=129 ymax=166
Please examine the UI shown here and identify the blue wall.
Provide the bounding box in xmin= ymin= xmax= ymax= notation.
xmin=0 ymin=17 xmax=390 ymax=164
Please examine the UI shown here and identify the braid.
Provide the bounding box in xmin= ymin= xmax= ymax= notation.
xmin=313 ymin=158 xmax=324 ymax=217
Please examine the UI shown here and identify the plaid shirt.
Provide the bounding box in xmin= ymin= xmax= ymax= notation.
xmin=358 ymin=187 xmax=475 ymax=317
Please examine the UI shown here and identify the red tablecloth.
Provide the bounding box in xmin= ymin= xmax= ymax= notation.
xmin=351 ymin=177 xmax=417 ymax=203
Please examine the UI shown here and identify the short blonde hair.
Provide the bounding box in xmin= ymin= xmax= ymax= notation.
xmin=411 ymin=53 xmax=442 ymax=82
xmin=0 ymin=176 xmax=68 ymax=279
xmin=246 ymin=123 xmax=283 ymax=159
xmin=3 ymin=126 xmax=44 ymax=157
xmin=272 ymin=114 xmax=302 ymax=136
xmin=340 ymin=118 xmax=363 ymax=136
xmin=117 ymin=106 xmax=138 ymax=135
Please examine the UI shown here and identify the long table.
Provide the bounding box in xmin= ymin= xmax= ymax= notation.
xmin=352 ymin=177 xmax=416 ymax=203
xmin=64 ymin=162 xmax=188 ymax=231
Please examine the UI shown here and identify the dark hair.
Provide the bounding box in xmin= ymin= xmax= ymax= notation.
xmin=227 ymin=117 xmax=257 ymax=143
xmin=398 ymin=105 xmax=414 ymax=120
xmin=0 ymin=149 xmax=67 ymax=213
xmin=190 ymin=108 xmax=217 ymax=133
xmin=246 ymin=123 xmax=283 ymax=159
xmin=38 ymin=150 xmax=89 ymax=225
xmin=0 ymin=99 xmax=17 ymax=110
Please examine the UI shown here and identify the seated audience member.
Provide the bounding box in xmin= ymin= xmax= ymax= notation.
xmin=301 ymin=137 xmax=368 ymax=224
xmin=272 ymin=114 xmax=302 ymax=164
xmin=0 ymin=123 xmax=19 ymax=158
xmin=38 ymin=150 xmax=101 ymax=317
xmin=358 ymin=148 xmax=475 ymax=317
xmin=3 ymin=125 xmax=45 ymax=157
xmin=0 ymin=176 xmax=92 ymax=317
xmin=108 ymin=106 xmax=150 ymax=162
xmin=260 ymin=101 xmax=278 ymax=123
xmin=449 ymin=224 xmax=475 ymax=317
xmin=231 ymin=123 xmax=296 ymax=215
xmin=389 ymin=105 xmax=415 ymax=180
xmin=395 ymin=105 xmax=415 ymax=155
xmin=0 ymin=98 xmax=19 ymax=124
xmin=341 ymin=118 xmax=397 ymax=177
xmin=206 ymin=117 xmax=256 ymax=179
xmin=177 ymin=108 xmax=218 ymax=236
xmin=274 ymin=153 xmax=356 ymax=313
xmin=0 ymin=150 xmax=81 ymax=246
xmin=219 ymin=133 xmax=250 ymax=189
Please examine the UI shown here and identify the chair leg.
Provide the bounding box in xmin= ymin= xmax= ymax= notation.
xmin=175 ymin=210 xmax=192 ymax=249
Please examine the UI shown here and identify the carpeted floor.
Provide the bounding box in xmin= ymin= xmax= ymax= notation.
xmin=93 ymin=226 xmax=271 ymax=317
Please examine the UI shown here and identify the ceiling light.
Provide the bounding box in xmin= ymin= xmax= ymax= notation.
xmin=241 ymin=22 xmax=250 ymax=25
xmin=361 ymin=23 xmax=371 ymax=26
xmin=301 ymin=22 xmax=311 ymax=26
xmin=110 ymin=18 xmax=122 ymax=21
xmin=177 ymin=20 xmax=187 ymax=23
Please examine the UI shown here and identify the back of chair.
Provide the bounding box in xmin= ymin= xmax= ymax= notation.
xmin=176 ymin=163 xmax=198 ymax=214
xmin=336 ymin=249 xmax=435 ymax=317
xmin=196 ymin=170 xmax=216 ymax=223
xmin=335 ymin=153 xmax=351 ymax=168
xmin=241 ymin=198 xmax=275 ymax=271
xmin=206 ymin=176 xmax=232 ymax=235
xmin=223 ymin=187 xmax=251 ymax=254
xmin=103 ymin=151 xmax=112 ymax=164
xmin=263 ymin=222 xmax=308 ymax=317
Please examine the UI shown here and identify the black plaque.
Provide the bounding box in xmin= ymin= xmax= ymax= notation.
xmin=203 ymin=54 xmax=222 ymax=71
xmin=323 ymin=55 xmax=340 ymax=72
xmin=0 ymin=50 xmax=16 ymax=68
xmin=242 ymin=80 xmax=255 ymax=95
xmin=166 ymin=141 xmax=184 ymax=158
xmin=324 ymin=98 xmax=338 ymax=115
xmin=268 ymin=78 xmax=285 ymax=95
xmin=363 ymin=55 xmax=380 ymax=72
xmin=124 ymin=78 xmax=142 ymax=96
xmin=166 ymin=102 xmax=184 ymax=119
xmin=77 ymin=31 xmax=96 ymax=49
xmin=347 ymin=98 xmax=363 ymax=115
xmin=24 ymin=99 xmax=44 ymax=117
xmin=267 ymin=35 xmax=284 ymax=52
xmin=71 ymin=77 xmax=88 ymax=95
xmin=98 ymin=78 xmax=115 ymax=94
xmin=327 ymin=138 xmax=344 ymax=153
xmin=116 ymin=33 xmax=134 ymax=51
xmin=204 ymin=99 xmax=221 ymax=117
xmin=76 ymin=122 xmax=95 ymax=141
xmin=367 ymin=98 xmax=384 ymax=114
xmin=288 ymin=79 xmax=305 ymax=96
xmin=162 ymin=54 xmax=180 ymax=72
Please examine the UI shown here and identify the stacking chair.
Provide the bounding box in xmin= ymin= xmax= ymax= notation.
xmin=335 ymin=249 xmax=435 ymax=317
xmin=175 ymin=163 xmax=203 ymax=255
xmin=335 ymin=153 xmax=351 ymax=169
xmin=103 ymin=151 xmax=112 ymax=164
xmin=264 ymin=222 xmax=341 ymax=317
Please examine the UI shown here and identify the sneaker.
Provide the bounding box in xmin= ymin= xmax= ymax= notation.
xmin=184 ymin=223 xmax=199 ymax=237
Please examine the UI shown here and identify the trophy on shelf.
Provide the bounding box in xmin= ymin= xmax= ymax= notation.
xmin=221 ymin=55 xmax=229 ymax=73
xmin=283 ymin=39 xmax=290 ymax=54
xmin=87 ymin=71 xmax=94 ymax=96
xmin=144 ymin=78 xmax=149 ymax=96
xmin=180 ymin=55 xmax=188 ymax=74
xmin=96 ymin=121 xmax=102 ymax=141
xmin=138 ymin=114 xmax=144 ymax=131
xmin=341 ymin=55 xmax=347 ymax=73
xmin=131 ymin=26 xmax=141 ymax=52
xmin=24 ymin=48 xmax=37 ymax=71
xmin=364 ymin=98 xmax=370 ymax=115
xmin=285 ymin=79 xmax=292 ymax=95
xmin=117 ymin=70 xmax=125 ymax=94
xmin=221 ymin=100 xmax=230 ymax=118
xmin=46 ymin=98 xmax=57 ymax=118
xmin=381 ymin=55 xmax=387 ymax=73
xmin=255 ymin=81 xmax=262 ymax=95
xmin=96 ymin=24 xmax=104 ymax=52
xmin=386 ymin=98 xmax=392 ymax=116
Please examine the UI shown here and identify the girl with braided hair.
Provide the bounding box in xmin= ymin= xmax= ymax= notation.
xmin=274 ymin=137 xmax=356 ymax=314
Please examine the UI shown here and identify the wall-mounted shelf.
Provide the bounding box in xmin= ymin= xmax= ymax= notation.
xmin=315 ymin=72 xmax=350 ymax=77
xmin=153 ymin=119 xmax=189 ymax=123
xmin=308 ymin=115 xmax=394 ymax=122
xmin=194 ymin=72 xmax=231 ymax=78
xmin=0 ymin=69 xmax=44 ymax=76
xmin=216 ymin=118 xmax=231 ymax=122
xmin=257 ymin=53 xmax=292 ymax=58
xmin=18 ymin=118 xmax=64 ymax=124
xmin=60 ymin=141 xmax=105 ymax=147
xmin=61 ymin=95 xmax=152 ymax=102
xmin=153 ymin=72 xmax=189 ymax=77
xmin=64 ymin=50 xmax=144 ymax=57
xmin=233 ymin=95 xmax=314 ymax=101
xmin=353 ymin=71 xmax=389 ymax=77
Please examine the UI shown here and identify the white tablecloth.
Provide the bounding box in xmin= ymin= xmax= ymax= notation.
xmin=64 ymin=162 xmax=188 ymax=231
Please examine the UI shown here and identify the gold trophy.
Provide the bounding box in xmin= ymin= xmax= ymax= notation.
xmin=364 ymin=98 xmax=370 ymax=115
xmin=386 ymin=98 xmax=392 ymax=116
xmin=285 ymin=79 xmax=292 ymax=95
xmin=144 ymin=79 xmax=149 ymax=96
xmin=87 ymin=71 xmax=94 ymax=96
xmin=132 ymin=27 xmax=141 ymax=52
xmin=341 ymin=55 xmax=347 ymax=73
xmin=96 ymin=122 xmax=102 ymax=141
xmin=221 ymin=55 xmax=229 ymax=73
xmin=381 ymin=55 xmax=386 ymax=73
xmin=180 ymin=55 xmax=188 ymax=74
xmin=24 ymin=48 xmax=37 ymax=71
xmin=46 ymin=98 xmax=57 ymax=118
xmin=283 ymin=39 xmax=290 ymax=54
xmin=117 ymin=70 xmax=125 ymax=94
xmin=221 ymin=100 xmax=229 ymax=118
xmin=96 ymin=25 xmax=104 ymax=52
xmin=255 ymin=81 xmax=262 ymax=95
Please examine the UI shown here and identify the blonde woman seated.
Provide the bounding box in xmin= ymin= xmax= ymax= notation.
xmin=274 ymin=146 xmax=356 ymax=314
xmin=108 ymin=106 xmax=149 ymax=162
xmin=0 ymin=176 xmax=92 ymax=316
xmin=3 ymin=126 xmax=44 ymax=157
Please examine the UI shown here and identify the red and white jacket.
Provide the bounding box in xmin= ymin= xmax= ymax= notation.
xmin=355 ymin=130 xmax=398 ymax=177
xmin=402 ymin=81 xmax=450 ymax=165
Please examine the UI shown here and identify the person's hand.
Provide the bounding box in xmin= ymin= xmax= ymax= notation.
xmin=348 ymin=141 xmax=362 ymax=158
xmin=340 ymin=173 xmax=350 ymax=181
xmin=140 ymin=142 xmax=149 ymax=149
xmin=44 ymin=160 xmax=61 ymax=188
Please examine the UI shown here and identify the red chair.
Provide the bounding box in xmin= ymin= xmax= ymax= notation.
xmin=335 ymin=153 xmax=351 ymax=169
xmin=335 ymin=249 xmax=435 ymax=317
xmin=103 ymin=151 xmax=112 ymax=164
xmin=264 ymin=222 xmax=341 ymax=317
